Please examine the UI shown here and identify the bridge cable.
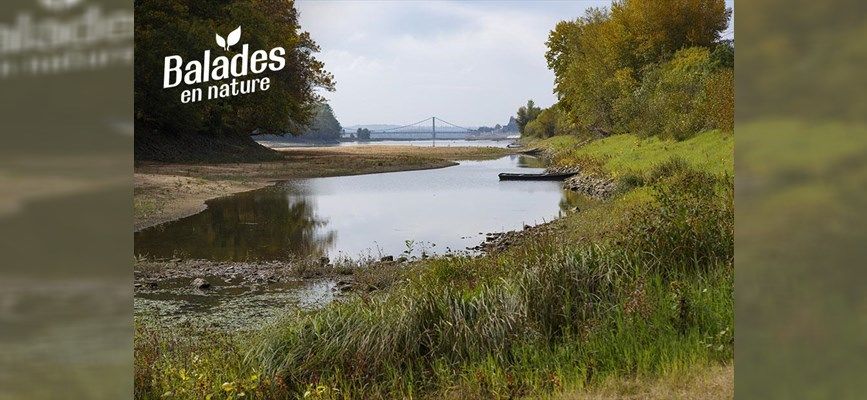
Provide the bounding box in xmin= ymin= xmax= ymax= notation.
xmin=379 ymin=117 xmax=433 ymax=132
xmin=434 ymin=117 xmax=473 ymax=132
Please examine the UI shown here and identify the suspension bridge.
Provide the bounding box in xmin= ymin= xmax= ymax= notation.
xmin=353 ymin=116 xmax=477 ymax=140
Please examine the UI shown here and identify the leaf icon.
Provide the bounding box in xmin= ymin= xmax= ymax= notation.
xmin=216 ymin=33 xmax=226 ymax=50
xmin=226 ymin=26 xmax=241 ymax=50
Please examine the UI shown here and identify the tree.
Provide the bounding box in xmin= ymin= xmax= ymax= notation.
xmin=135 ymin=0 xmax=334 ymax=138
xmin=356 ymin=128 xmax=371 ymax=140
xmin=524 ymin=106 xmax=576 ymax=139
xmin=545 ymin=0 xmax=732 ymax=138
xmin=516 ymin=100 xmax=542 ymax=135
xmin=300 ymin=103 xmax=342 ymax=141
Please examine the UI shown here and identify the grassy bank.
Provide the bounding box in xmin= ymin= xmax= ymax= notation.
xmin=534 ymin=130 xmax=733 ymax=177
xmin=135 ymin=134 xmax=733 ymax=399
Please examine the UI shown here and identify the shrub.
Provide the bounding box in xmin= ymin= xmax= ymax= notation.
xmin=134 ymin=322 xmax=286 ymax=400
xmin=703 ymin=68 xmax=734 ymax=132
xmin=524 ymin=106 xmax=578 ymax=138
xmin=617 ymin=172 xmax=646 ymax=192
xmin=645 ymin=156 xmax=691 ymax=183
xmin=623 ymin=168 xmax=734 ymax=273
xmin=633 ymin=47 xmax=715 ymax=140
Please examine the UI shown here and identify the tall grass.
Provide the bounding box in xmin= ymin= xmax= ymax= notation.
xmin=246 ymin=168 xmax=734 ymax=399
xmin=135 ymin=162 xmax=733 ymax=399
xmin=540 ymin=130 xmax=734 ymax=177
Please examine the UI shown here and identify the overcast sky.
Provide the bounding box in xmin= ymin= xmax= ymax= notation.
xmin=297 ymin=0 xmax=734 ymax=128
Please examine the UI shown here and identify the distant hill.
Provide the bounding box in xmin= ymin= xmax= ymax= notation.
xmin=344 ymin=124 xmax=401 ymax=131
xmin=502 ymin=116 xmax=519 ymax=133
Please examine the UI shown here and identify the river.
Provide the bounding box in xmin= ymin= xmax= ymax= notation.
xmin=258 ymin=138 xmax=516 ymax=149
xmin=134 ymin=155 xmax=582 ymax=262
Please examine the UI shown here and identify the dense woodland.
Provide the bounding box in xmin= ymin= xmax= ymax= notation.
xmin=518 ymin=0 xmax=733 ymax=140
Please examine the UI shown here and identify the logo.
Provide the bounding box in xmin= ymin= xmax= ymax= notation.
xmin=215 ymin=26 xmax=241 ymax=51
xmin=39 ymin=0 xmax=84 ymax=12
xmin=162 ymin=25 xmax=286 ymax=103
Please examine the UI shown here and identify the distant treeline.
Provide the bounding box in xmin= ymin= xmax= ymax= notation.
xmin=296 ymin=103 xmax=343 ymax=141
xmin=518 ymin=0 xmax=733 ymax=141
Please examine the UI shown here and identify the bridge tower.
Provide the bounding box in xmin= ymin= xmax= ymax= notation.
xmin=432 ymin=116 xmax=436 ymax=140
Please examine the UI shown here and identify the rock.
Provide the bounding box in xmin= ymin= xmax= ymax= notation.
xmin=380 ymin=255 xmax=394 ymax=262
xmin=397 ymin=256 xmax=408 ymax=263
xmin=333 ymin=280 xmax=353 ymax=292
xmin=523 ymin=224 xmax=531 ymax=230
xmin=191 ymin=278 xmax=210 ymax=290
xmin=562 ymin=173 xmax=616 ymax=199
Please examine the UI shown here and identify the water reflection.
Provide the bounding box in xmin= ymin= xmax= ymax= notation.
xmin=135 ymin=156 xmax=584 ymax=261
xmin=135 ymin=188 xmax=335 ymax=260
xmin=515 ymin=155 xmax=546 ymax=168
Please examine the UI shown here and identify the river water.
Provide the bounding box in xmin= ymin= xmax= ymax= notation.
xmin=134 ymin=155 xmax=582 ymax=261
xmin=258 ymin=139 xmax=515 ymax=149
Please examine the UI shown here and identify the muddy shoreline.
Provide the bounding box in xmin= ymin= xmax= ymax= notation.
xmin=134 ymin=145 xmax=514 ymax=231
xmin=133 ymin=144 xmax=610 ymax=327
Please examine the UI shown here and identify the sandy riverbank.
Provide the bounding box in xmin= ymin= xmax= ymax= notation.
xmin=134 ymin=145 xmax=514 ymax=230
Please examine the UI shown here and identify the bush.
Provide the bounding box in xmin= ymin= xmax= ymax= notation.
xmin=633 ymin=47 xmax=715 ymax=140
xmin=135 ymin=323 xmax=286 ymax=399
xmin=524 ymin=106 xmax=577 ymax=138
xmin=645 ymin=156 xmax=691 ymax=183
xmin=623 ymin=166 xmax=734 ymax=273
xmin=703 ymin=68 xmax=734 ymax=132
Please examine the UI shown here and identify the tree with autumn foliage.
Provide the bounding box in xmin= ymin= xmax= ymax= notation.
xmin=541 ymin=0 xmax=732 ymax=140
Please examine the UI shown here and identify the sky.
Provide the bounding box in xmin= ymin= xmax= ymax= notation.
xmin=297 ymin=0 xmax=735 ymax=128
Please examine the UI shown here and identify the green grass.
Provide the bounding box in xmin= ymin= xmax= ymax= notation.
xmin=534 ymin=130 xmax=733 ymax=177
xmin=240 ymin=169 xmax=733 ymax=399
xmin=135 ymin=134 xmax=734 ymax=400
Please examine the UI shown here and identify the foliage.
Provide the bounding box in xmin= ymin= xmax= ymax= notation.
xmin=356 ymin=128 xmax=371 ymax=140
xmin=297 ymin=103 xmax=343 ymax=141
xmin=134 ymin=0 xmax=334 ymax=138
xmin=703 ymin=68 xmax=734 ymax=133
xmin=515 ymin=99 xmax=543 ymax=134
xmin=544 ymin=0 xmax=732 ymax=139
xmin=622 ymin=161 xmax=734 ymax=274
xmin=523 ymin=106 xmax=579 ymax=139
xmin=540 ymin=130 xmax=734 ymax=177
xmin=630 ymin=47 xmax=717 ymax=140
xmin=134 ymin=323 xmax=287 ymax=399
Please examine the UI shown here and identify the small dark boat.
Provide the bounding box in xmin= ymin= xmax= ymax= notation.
xmin=498 ymin=172 xmax=576 ymax=181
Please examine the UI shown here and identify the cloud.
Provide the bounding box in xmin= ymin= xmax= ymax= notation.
xmin=297 ymin=0 xmax=733 ymax=126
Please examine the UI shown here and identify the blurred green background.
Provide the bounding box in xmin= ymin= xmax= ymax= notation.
xmin=736 ymin=0 xmax=867 ymax=398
